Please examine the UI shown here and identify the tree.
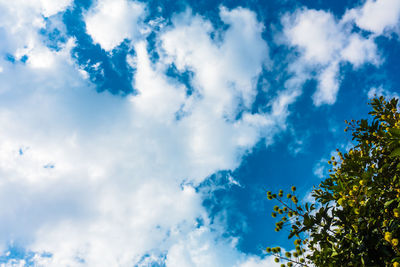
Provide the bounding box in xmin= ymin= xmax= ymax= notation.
xmin=265 ymin=97 xmax=400 ymax=266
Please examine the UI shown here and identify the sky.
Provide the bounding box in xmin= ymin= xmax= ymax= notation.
xmin=0 ymin=0 xmax=399 ymax=266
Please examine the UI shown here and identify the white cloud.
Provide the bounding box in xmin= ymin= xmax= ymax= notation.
xmin=165 ymin=227 xmax=240 ymax=267
xmin=165 ymin=227 xmax=283 ymax=267
xmin=84 ymin=0 xmax=145 ymax=51
xmin=367 ymin=86 xmax=399 ymax=99
xmin=282 ymin=6 xmax=381 ymax=106
xmin=344 ymin=0 xmax=400 ymax=35
xmin=341 ymin=34 xmax=379 ymax=67
xmin=283 ymin=9 xmax=344 ymax=64
xmin=39 ymin=0 xmax=74 ymax=17
xmin=0 ymin=3 xmax=295 ymax=266
xmin=160 ymin=7 xmax=269 ymax=117
xmin=313 ymin=61 xmax=340 ymax=106
xmin=0 ymin=0 xmax=72 ymax=20
xmin=0 ymin=0 xmax=74 ymax=74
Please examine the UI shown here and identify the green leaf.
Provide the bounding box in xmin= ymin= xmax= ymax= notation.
xmin=389 ymin=128 xmax=400 ymax=137
xmin=361 ymin=119 xmax=368 ymax=128
xmin=385 ymin=199 xmax=395 ymax=208
xmin=390 ymin=147 xmax=400 ymax=157
xmin=288 ymin=231 xmax=295 ymax=239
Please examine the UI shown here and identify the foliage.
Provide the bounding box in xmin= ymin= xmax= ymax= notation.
xmin=265 ymin=97 xmax=400 ymax=266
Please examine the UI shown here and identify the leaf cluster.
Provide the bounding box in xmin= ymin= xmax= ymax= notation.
xmin=266 ymin=97 xmax=400 ymax=266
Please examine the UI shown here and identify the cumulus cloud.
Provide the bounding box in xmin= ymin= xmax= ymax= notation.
xmin=282 ymin=6 xmax=381 ymax=106
xmin=0 ymin=0 xmax=71 ymax=66
xmin=160 ymin=7 xmax=270 ymax=117
xmin=0 ymin=2 xmax=293 ymax=266
xmin=344 ymin=0 xmax=400 ymax=35
xmin=283 ymin=9 xmax=344 ymax=64
xmin=39 ymin=0 xmax=74 ymax=17
xmin=340 ymin=34 xmax=379 ymax=67
xmin=84 ymin=0 xmax=145 ymax=51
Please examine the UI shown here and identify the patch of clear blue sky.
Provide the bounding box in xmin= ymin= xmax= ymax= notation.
xmin=34 ymin=0 xmax=400 ymax=257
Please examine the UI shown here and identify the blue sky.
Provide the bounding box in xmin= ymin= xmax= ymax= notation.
xmin=0 ymin=0 xmax=399 ymax=266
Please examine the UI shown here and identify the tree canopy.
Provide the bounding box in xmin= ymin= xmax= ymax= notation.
xmin=266 ymin=97 xmax=400 ymax=266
